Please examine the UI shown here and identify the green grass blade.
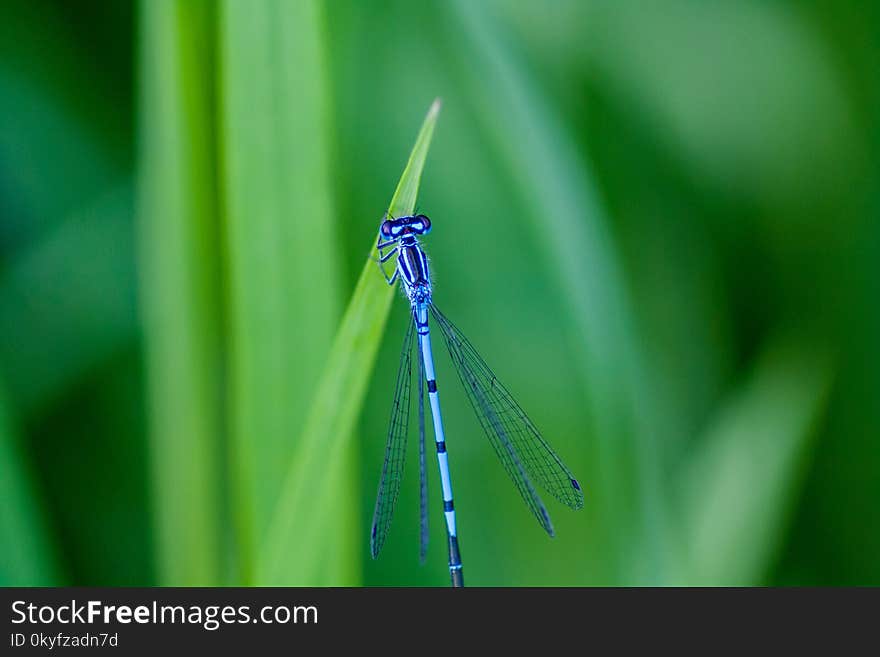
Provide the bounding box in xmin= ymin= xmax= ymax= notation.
xmin=258 ymin=100 xmax=441 ymax=585
xmin=220 ymin=0 xmax=342 ymax=585
xmin=138 ymin=0 xmax=225 ymax=586
xmin=680 ymin=337 xmax=833 ymax=585
xmin=0 ymin=381 xmax=60 ymax=585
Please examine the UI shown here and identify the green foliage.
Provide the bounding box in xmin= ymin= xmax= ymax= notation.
xmin=680 ymin=337 xmax=833 ymax=585
xmin=220 ymin=0 xmax=342 ymax=585
xmin=139 ymin=0 xmax=226 ymax=585
xmin=0 ymin=383 xmax=58 ymax=585
xmin=259 ymin=100 xmax=440 ymax=585
xmin=0 ymin=0 xmax=877 ymax=587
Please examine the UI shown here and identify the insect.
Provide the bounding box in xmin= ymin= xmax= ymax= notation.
xmin=370 ymin=213 xmax=584 ymax=587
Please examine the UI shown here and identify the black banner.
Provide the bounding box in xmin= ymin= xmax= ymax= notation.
xmin=1 ymin=587 xmax=875 ymax=653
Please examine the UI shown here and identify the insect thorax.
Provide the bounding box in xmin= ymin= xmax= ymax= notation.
xmin=404 ymin=281 xmax=432 ymax=305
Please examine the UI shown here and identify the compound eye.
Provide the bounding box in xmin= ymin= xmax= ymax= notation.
xmin=380 ymin=220 xmax=394 ymax=239
xmin=417 ymin=215 xmax=431 ymax=234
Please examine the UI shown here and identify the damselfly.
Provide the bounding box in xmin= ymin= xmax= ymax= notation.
xmin=370 ymin=213 xmax=584 ymax=587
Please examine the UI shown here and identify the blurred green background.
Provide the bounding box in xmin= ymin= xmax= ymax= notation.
xmin=1 ymin=0 xmax=878 ymax=587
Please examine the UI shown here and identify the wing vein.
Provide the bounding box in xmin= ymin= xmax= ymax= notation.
xmin=430 ymin=304 xmax=583 ymax=535
xmin=370 ymin=319 xmax=416 ymax=558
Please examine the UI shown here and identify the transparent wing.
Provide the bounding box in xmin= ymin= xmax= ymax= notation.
xmin=417 ymin=338 xmax=429 ymax=564
xmin=370 ymin=319 xmax=415 ymax=558
xmin=430 ymin=304 xmax=583 ymax=536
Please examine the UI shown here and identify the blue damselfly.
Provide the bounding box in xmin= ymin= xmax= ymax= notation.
xmin=370 ymin=213 xmax=584 ymax=586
